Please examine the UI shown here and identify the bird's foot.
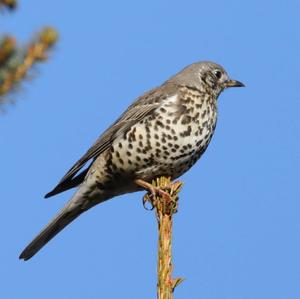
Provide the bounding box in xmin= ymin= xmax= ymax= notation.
xmin=135 ymin=179 xmax=172 ymax=210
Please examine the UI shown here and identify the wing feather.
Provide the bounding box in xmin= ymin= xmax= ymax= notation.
xmin=45 ymin=83 xmax=177 ymax=198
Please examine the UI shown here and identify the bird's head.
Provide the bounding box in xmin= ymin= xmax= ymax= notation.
xmin=169 ymin=61 xmax=245 ymax=97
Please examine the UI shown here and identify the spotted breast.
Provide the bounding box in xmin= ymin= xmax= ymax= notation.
xmin=108 ymin=85 xmax=217 ymax=182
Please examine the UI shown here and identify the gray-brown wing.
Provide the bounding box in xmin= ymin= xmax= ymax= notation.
xmin=45 ymin=84 xmax=176 ymax=198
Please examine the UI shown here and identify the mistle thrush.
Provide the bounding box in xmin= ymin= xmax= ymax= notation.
xmin=20 ymin=61 xmax=244 ymax=260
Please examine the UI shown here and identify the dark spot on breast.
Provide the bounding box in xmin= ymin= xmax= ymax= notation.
xmin=187 ymin=107 xmax=194 ymax=114
xmin=180 ymin=125 xmax=192 ymax=137
xmin=156 ymin=120 xmax=164 ymax=128
xmin=181 ymin=115 xmax=191 ymax=125
xmin=185 ymin=96 xmax=192 ymax=104
xmin=193 ymin=112 xmax=200 ymax=120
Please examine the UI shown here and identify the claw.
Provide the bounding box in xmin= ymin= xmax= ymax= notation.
xmin=142 ymin=194 xmax=155 ymax=210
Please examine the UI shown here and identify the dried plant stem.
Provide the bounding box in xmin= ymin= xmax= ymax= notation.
xmin=143 ymin=177 xmax=184 ymax=299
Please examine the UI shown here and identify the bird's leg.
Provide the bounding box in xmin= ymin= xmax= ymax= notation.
xmin=135 ymin=179 xmax=172 ymax=209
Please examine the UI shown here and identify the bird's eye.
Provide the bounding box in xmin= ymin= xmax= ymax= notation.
xmin=213 ymin=70 xmax=222 ymax=79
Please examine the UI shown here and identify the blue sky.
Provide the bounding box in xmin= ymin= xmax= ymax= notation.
xmin=1 ymin=0 xmax=300 ymax=298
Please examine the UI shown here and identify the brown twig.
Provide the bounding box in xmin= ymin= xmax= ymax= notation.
xmin=143 ymin=177 xmax=184 ymax=299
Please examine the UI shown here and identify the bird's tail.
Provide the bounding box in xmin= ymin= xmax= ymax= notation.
xmin=19 ymin=190 xmax=108 ymax=261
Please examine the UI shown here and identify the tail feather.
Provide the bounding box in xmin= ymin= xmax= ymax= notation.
xmin=19 ymin=202 xmax=84 ymax=261
xmin=20 ymin=183 xmax=111 ymax=261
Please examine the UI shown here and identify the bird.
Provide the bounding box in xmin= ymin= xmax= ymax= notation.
xmin=19 ymin=61 xmax=244 ymax=260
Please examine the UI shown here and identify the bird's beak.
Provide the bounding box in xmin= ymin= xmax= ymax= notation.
xmin=225 ymin=79 xmax=245 ymax=88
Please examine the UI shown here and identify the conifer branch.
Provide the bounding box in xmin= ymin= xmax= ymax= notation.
xmin=0 ymin=27 xmax=58 ymax=106
xmin=0 ymin=0 xmax=17 ymax=11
